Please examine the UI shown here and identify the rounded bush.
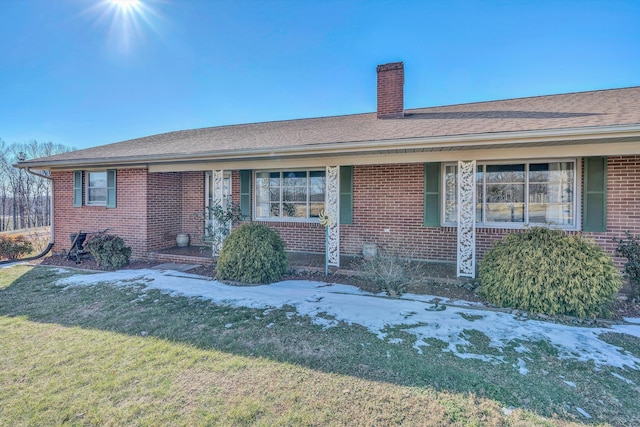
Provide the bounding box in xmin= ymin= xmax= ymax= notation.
xmin=216 ymin=223 xmax=288 ymax=284
xmin=86 ymin=234 xmax=131 ymax=270
xmin=479 ymin=227 xmax=622 ymax=318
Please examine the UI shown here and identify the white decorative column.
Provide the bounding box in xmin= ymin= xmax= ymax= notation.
xmin=326 ymin=166 xmax=340 ymax=267
xmin=211 ymin=169 xmax=225 ymax=255
xmin=457 ymin=160 xmax=476 ymax=277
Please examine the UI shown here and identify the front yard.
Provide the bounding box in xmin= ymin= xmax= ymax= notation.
xmin=1 ymin=264 xmax=639 ymax=426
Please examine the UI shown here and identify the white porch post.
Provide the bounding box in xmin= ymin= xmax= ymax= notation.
xmin=326 ymin=166 xmax=340 ymax=267
xmin=457 ymin=160 xmax=476 ymax=278
xmin=211 ymin=169 xmax=225 ymax=255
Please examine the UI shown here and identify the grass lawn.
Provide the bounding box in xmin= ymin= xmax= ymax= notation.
xmin=1 ymin=265 xmax=639 ymax=426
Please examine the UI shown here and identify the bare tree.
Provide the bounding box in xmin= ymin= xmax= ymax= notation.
xmin=0 ymin=139 xmax=74 ymax=232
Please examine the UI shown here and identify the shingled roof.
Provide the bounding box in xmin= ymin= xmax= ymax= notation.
xmin=17 ymin=86 xmax=640 ymax=169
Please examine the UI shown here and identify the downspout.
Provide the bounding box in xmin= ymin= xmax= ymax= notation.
xmin=0 ymin=168 xmax=54 ymax=264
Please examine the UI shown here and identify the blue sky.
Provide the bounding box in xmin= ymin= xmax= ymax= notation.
xmin=1 ymin=0 xmax=639 ymax=150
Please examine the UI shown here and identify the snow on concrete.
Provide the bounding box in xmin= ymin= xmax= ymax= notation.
xmin=53 ymin=267 xmax=640 ymax=371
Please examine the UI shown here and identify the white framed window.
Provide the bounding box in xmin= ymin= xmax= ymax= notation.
xmin=86 ymin=171 xmax=107 ymax=206
xmin=443 ymin=159 xmax=578 ymax=229
xmin=255 ymin=170 xmax=325 ymax=220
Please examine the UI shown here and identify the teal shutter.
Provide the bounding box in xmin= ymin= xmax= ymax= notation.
xmin=339 ymin=166 xmax=353 ymax=224
xmin=423 ymin=163 xmax=441 ymax=226
xmin=106 ymin=169 xmax=117 ymax=209
xmin=73 ymin=171 xmax=82 ymax=207
xmin=239 ymin=170 xmax=252 ymax=220
xmin=583 ymin=157 xmax=607 ymax=232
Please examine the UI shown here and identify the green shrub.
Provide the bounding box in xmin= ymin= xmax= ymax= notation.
xmin=0 ymin=234 xmax=33 ymax=260
xmin=479 ymin=227 xmax=621 ymax=318
xmin=616 ymin=231 xmax=640 ymax=300
xmin=217 ymin=224 xmax=288 ymax=284
xmin=85 ymin=234 xmax=132 ymax=270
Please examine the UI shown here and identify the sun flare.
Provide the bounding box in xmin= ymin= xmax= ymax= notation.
xmin=109 ymin=0 xmax=141 ymax=12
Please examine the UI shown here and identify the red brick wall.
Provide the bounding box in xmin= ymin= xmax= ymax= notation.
xmin=51 ymin=169 xmax=148 ymax=258
xmin=146 ymin=171 xmax=206 ymax=250
xmin=254 ymin=221 xmax=325 ymax=253
xmin=341 ymin=164 xmax=457 ymax=260
xmin=146 ymin=172 xmax=182 ymax=251
xmin=52 ymin=157 xmax=640 ymax=266
xmin=180 ymin=171 xmax=206 ymax=246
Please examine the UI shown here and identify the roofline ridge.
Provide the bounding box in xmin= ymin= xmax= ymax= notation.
xmin=404 ymin=85 xmax=640 ymax=112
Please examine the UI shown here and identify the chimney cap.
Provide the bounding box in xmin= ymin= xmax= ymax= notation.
xmin=376 ymin=62 xmax=404 ymax=73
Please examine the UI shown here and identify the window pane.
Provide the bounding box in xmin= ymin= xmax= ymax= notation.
xmin=485 ymin=180 xmax=525 ymax=223
xmin=310 ymin=203 xmax=324 ymax=218
xmin=283 ymin=171 xmax=307 ymax=206
xmin=256 ymin=172 xmax=272 ymax=218
xmin=528 ymin=162 xmax=574 ymax=225
xmin=485 ymin=164 xmax=525 ymax=183
xmin=283 ymin=171 xmax=306 ymax=186
xmin=88 ymin=188 xmax=106 ymax=203
xmin=88 ymin=172 xmax=107 ymax=188
xmin=283 ymin=202 xmax=306 ymax=218
xmin=486 ymin=202 xmax=525 ymax=222
xmin=309 ymin=171 xmax=325 ymax=205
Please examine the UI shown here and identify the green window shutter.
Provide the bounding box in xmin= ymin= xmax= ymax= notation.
xmin=423 ymin=163 xmax=441 ymax=227
xmin=583 ymin=157 xmax=607 ymax=232
xmin=239 ymin=170 xmax=252 ymax=219
xmin=73 ymin=171 xmax=83 ymax=207
xmin=339 ymin=166 xmax=353 ymax=224
xmin=106 ymin=169 xmax=117 ymax=209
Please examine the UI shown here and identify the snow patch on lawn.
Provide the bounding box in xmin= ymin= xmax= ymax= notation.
xmin=55 ymin=268 xmax=640 ymax=371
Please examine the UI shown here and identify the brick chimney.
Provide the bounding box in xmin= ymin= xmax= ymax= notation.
xmin=377 ymin=62 xmax=404 ymax=119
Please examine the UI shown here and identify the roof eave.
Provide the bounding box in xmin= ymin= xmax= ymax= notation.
xmin=15 ymin=123 xmax=640 ymax=170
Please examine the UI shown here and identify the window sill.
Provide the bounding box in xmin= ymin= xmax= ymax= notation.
xmin=440 ymin=222 xmax=579 ymax=231
xmin=254 ymin=217 xmax=321 ymax=224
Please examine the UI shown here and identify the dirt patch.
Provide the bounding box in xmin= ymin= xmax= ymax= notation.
xmin=34 ymin=254 xmax=161 ymax=271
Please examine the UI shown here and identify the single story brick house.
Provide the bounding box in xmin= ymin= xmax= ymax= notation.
xmin=16 ymin=63 xmax=640 ymax=277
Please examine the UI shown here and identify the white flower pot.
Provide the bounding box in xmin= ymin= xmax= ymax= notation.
xmin=176 ymin=233 xmax=190 ymax=247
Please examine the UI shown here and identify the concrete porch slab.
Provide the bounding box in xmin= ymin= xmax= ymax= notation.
xmin=152 ymin=262 xmax=201 ymax=272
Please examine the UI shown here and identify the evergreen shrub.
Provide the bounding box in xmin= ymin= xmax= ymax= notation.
xmin=216 ymin=223 xmax=288 ymax=284
xmin=479 ymin=227 xmax=621 ymax=318
xmin=616 ymin=231 xmax=640 ymax=300
xmin=86 ymin=234 xmax=132 ymax=270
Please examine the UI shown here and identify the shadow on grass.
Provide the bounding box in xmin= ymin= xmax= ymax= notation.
xmin=1 ymin=266 xmax=638 ymax=425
